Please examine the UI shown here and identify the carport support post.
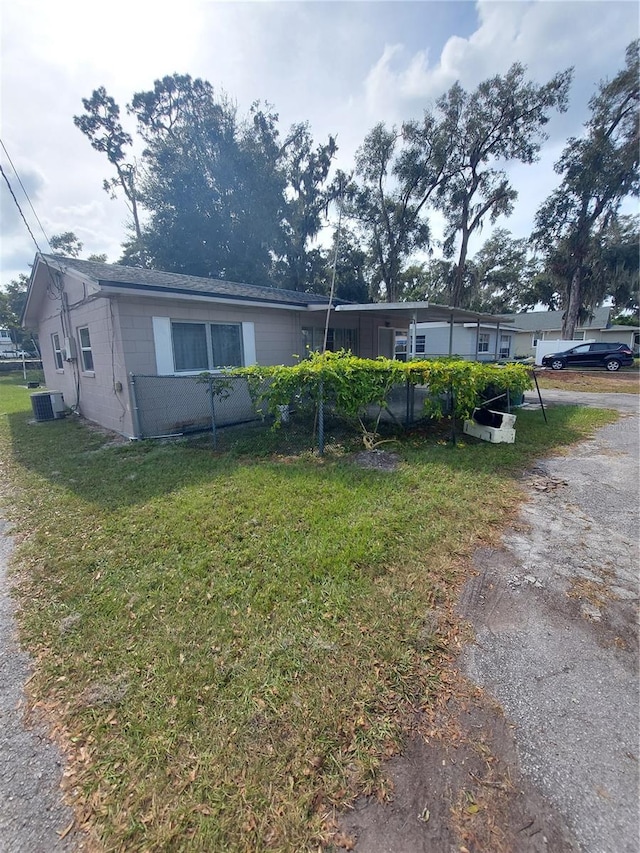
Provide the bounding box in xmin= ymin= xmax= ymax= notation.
xmin=208 ymin=376 xmax=217 ymax=449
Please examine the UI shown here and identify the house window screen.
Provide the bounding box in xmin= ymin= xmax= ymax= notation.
xmin=78 ymin=327 xmax=94 ymax=371
xmin=211 ymin=323 xmax=243 ymax=368
xmin=499 ymin=334 xmax=511 ymax=359
xmin=171 ymin=322 xmax=244 ymax=372
xmin=415 ymin=335 xmax=426 ymax=354
xmin=172 ymin=323 xmax=209 ymax=372
xmin=478 ymin=333 xmax=490 ymax=353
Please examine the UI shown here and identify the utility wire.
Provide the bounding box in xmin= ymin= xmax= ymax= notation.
xmin=0 ymin=137 xmax=52 ymax=251
xmin=0 ymin=162 xmax=45 ymax=257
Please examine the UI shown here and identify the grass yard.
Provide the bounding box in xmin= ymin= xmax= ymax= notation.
xmin=0 ymin=375 xmax=618 ymax=852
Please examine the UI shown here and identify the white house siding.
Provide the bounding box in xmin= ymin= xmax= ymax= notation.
xmin=414 ymin=323 xmax=510 ymax=361
xmin=512 ymin=327 xmax=638 ymax=358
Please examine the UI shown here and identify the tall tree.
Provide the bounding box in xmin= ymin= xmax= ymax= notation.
xmin=275 ymin=123 xmax=338 ymax=291
xmin=466 ymin=229 xmax=536 ymax=313
xmin=318 ymin=226 xmax=370 ymax=303
xmin=599 ymin=215 xmax=639 ymax=315
xmin=129 ymin=74 xmax=269 ymax=281
xmin=533 ymin=41 xmax=639 ymax=338
xmin=74 ymin=87 xmax=143 ymax=250
xmin=436 ymin=64 xmax=572 ymax=307
xmin=350 ymin=113 xmax=451 ymax=303
xmin=49 ymin=231 xmax=107 ymax=263
xmin=50 ymin=231 xmax=83 ymax=257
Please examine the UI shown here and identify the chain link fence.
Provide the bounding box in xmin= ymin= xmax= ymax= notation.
xmin=129 ymin=373 xmax=448 ymax=451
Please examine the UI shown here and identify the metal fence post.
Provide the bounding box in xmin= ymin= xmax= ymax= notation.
xmin=129 ymin=373 xmax=143 ymax=439
xmin=405 ymin=376 xmax=415 ymax=428
xmin=208 ymin=376 xmax=217 ymax=449
xmin=318 ymin=380 xmax=324 ymax=456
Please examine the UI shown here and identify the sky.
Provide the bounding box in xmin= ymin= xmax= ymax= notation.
xmin=1 ymin=0 xmax=638 ymax=286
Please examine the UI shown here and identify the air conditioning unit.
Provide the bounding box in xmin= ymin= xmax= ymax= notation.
xmin=30 ymin=391 xmax=66 ymax=422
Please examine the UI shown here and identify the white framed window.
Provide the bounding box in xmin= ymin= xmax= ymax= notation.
xmin=415 ymin=334 xmax=426 ymax=354
xmin=171 ymin=321 xmax=243 ymax=372
xmin=478 ymin=333 xmax=490 ymax=353
xmin=499 ymin=334 xmax=511 ymax=359
xmin=532 ymin=331 xmax=543 ymax=347
xmin=153 ymin=318 xmax=256 ymax=375
xmin=78 ymin=327 xmax=94 ymax=372
xmin=52 ymin=333 xmax=64 ymax=370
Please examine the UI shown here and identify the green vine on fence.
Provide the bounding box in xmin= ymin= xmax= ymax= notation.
xmin=205 ymin=352 xmax=532 ymax=446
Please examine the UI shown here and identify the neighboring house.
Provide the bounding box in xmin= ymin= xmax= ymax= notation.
xmin=22 ymin=254 xmax=515 ymax=438
xmin=498 ymin=308 xmax=640 ymax=358
xmin=412 ymin=322 xmax=515 ymax=362
xmin=0 ymin=328 xmax=15 ymax=355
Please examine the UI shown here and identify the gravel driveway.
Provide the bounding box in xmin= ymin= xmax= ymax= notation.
xmin=0 ymin=519 xmax=80 ymax=853
xmin=341 ymin=389 xmax=639 ymax=853
xmin=460 ymin=389 xmax=640 ymax=852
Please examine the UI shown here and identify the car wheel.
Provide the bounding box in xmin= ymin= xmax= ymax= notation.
xmin=550 ymin=358 xmax=565 ymax=370
xmin=605 ymin=358 xmax=621 ymax=371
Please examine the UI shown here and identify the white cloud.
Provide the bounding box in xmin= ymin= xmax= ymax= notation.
xmin=363 ymin=0 xmax=637 ymax=136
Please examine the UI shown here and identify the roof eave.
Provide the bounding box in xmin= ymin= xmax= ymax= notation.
xmin=98 ymin=281 xmax=328 ymax=311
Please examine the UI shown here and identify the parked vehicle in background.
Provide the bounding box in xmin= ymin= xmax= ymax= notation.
xmin=541 ymin=342 xmax=634 ymax=371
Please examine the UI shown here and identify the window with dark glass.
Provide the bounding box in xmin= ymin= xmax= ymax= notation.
xmin=171 ymin=322 xmax=243 ymax=372
xmin=172 ymin=322 xmax=209 ymax=371
xmin=52 ymin=333 xmax=64 ymax=370
xmin=78 ymin=327 xmax=94 ymax=371
xmin=301 ymin=326 xmax=358 ymax=354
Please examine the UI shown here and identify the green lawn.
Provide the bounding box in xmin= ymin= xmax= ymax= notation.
xmin=0 ymin=376 xmax=617 ymax=852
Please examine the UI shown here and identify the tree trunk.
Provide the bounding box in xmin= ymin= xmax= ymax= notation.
xmin=451 ymin=227 xmax=470 ymax=307
xmin=562 ymin=267 xmax=582 ymax=339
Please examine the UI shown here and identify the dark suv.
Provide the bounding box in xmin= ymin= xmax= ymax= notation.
xmin=541 ymin=342 xmax=634 ymax=371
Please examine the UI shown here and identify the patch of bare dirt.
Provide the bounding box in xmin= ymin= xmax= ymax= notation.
xmin=351 ymin=450 xmax=401 ymax=471
xmin=336 ymin=670 xmax=578 ymax=853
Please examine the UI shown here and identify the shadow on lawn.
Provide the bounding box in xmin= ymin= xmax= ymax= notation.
xmin=5 ymin=410 xmax=248 ymax=510
xmin=5 ymin=402 xmax=613 ymax=511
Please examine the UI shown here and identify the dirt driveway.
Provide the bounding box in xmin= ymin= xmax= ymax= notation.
xmin=341 ymin=390 xmax=639 ymax=853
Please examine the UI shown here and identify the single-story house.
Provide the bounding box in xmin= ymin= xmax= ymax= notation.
xmin=23 ymin=254 xmax=515 ymax=438
xmin=497 ymin=308 xmax=640 ymax=358
xmin=411 ymin=322 xmax=516 ymax=361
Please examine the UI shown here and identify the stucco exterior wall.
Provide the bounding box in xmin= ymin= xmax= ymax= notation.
xmin=37 ymin=281 xmax=134 ymax=436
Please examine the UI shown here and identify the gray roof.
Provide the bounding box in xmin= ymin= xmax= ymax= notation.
xmin=39 ymin=255 xmax=335 ymax=308
xmin=499 ymin=307 xmax=612 ymax=332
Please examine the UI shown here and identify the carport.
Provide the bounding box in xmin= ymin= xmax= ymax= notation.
xmin=329 ymin=301 xmax=516 ymax=361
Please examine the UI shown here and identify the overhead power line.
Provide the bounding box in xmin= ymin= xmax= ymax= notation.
xmin=0 ymin=161 xmax=45 ymax=257
xmin=0 ymin=136 xmax=53 ymax=253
